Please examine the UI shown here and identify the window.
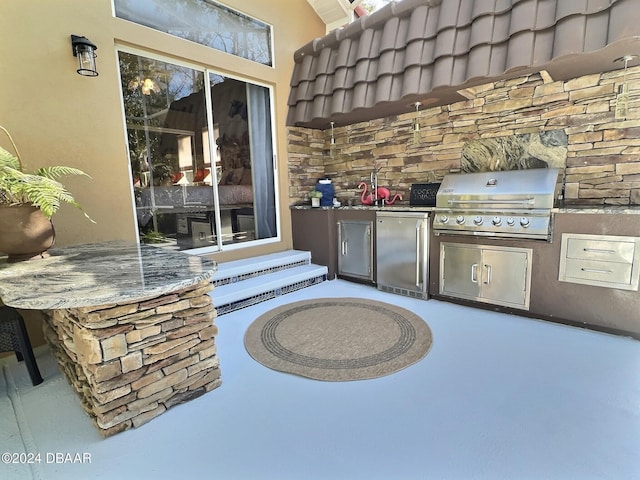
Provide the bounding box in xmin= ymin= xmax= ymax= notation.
xmin=114 ymin=0 xmax=273 ymax=66
xmin=119 ymin=51 xmax=277 ymax=251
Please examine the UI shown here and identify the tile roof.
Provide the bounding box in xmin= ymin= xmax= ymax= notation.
xmin=288 ymin=0 xmax=640 ymax=129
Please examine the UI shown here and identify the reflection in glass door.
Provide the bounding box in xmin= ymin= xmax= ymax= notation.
xmin=118 ymin=51 xmax=277 ymax=251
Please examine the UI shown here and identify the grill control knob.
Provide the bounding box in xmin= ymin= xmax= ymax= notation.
xmin=455 ymin=215 xmax=465 ymax=225
xmin=492 ymin=216 xmax=502 ymax=226
xmin=506 ymin=217 xmax=515 ymax=226
xmin=520 ymin=217 xmax=530 ymax=228
xmin=473 ymin=216 xmax=483 ymax=225
xmin=439 ymin=215 xmax=449 ymax=224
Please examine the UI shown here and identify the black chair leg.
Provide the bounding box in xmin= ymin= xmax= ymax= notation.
xmin=1 ymin=306 xmax=43 ymax=386
xmin=13 ymin=313 xmax=43 ymax=386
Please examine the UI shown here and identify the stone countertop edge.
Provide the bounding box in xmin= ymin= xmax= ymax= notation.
xmin=0 ymin=241 xmax=217 ymax=310
xmin=551 ymin=206 xmax=640 ymax=214
xmin=290 ymin=204 xmax=436 ymax=212
xmin=290 ymin=205 xmax=640 ymax=214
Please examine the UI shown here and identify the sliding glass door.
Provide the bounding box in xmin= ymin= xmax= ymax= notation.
xmin=118 ymin=51 xmax=277 ymax=251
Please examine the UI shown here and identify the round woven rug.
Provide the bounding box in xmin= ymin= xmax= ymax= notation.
xmin=244 ymin=298 xmax=433 ymax=381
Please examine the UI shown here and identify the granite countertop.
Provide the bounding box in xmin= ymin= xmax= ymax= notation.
xmin=552 ymin=206 xmax=640 ymax=214
xmin=292 ymin=204 xmax=640 ymax=214
xmin=290 ymin=204 xmax=435 ymax=212
xmin=0 ymin=241 xmax=217 ymax=310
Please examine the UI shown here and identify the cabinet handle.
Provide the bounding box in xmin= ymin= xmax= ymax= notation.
xmin=583 ymin=248 xmax=615 ymax=255
xmin=471 ymin=263 xmax=478 ymax=283
xmin=581 ymin=267 xmax=612 ymax=274
xmin=367 ymin=224 xmax=373 ymax=279
xmin=484 ymin=264 xmax=492 ymax=285
xmin=342 ymin=240 xmax=347 ymax=256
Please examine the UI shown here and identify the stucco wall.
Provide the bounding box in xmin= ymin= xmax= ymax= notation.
xmin=288 ymin=66 xmax=640 ymax=207
xmin=0 ymin=0 xmax=325 ymax=263
xmin=0 ymin=0 xmax=325 ymax=350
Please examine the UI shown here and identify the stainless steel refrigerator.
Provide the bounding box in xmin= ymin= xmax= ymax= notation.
xmin=376 ymin=211 xmax=430 ymax=299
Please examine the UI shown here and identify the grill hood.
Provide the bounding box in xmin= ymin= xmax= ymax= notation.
xmin=436 ymin=168 xmax=561 ymax=210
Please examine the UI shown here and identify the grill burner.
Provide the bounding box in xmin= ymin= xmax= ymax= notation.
xmin=433 ymin=168 xmax=560 ymax=240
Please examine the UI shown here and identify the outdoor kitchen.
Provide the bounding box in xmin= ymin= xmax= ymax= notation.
xmin=2 ymin=1 xmax=640 ymax=478
xmin=288 ymin=56 xmax=640 ymax=339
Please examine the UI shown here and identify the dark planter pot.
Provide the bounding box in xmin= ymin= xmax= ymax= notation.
xmin=0 ymin=205 xmax=55 ymax=262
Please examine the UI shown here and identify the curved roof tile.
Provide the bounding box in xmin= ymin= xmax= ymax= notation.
xmin=335 ymin=38 xmax=355 ymax=68
xmin=287 ymin=0 xmax=640 ymax=128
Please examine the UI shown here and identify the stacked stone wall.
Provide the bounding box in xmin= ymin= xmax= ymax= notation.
xmin=288 ymin=66 xmax=640 ymax=206
xmin=43 ymin=280 xmax=220 ymax=437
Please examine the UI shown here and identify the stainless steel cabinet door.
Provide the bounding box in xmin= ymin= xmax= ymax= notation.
xmin=440 ymin=242 xmax=532 ymax=310
xmin=337 ymin=221 xmax=373 ymax=281
xmin=481 ymin=249 xmax=529 ymax=307
xmin=440 ymin=243 xmax=482 ymax=299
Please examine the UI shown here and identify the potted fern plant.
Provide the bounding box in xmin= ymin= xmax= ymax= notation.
xmin=0 ymin=125 xmax=92 ymax=262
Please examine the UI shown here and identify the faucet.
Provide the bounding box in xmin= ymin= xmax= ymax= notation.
xmin=370 ymin=168 xmax=379 ymax=205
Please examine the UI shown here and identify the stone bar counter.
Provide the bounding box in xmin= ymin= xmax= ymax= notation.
xmin=0 ymin=241 xmax=219 ymax=437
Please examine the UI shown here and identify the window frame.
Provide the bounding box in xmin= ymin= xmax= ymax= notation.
xmin=112 ymin=0 xmax=275 ymax=68
xmin=115 ymin=44 xmax=281 ymax=254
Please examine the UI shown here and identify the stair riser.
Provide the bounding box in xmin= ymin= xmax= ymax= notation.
xmin=211 ymin=250 xmax=327 ymax=315
xmin=211 ymin=250 xmax=312 ymax=285
xmin=215 ymin=274 xmax=326 ymax=315
xmin=213 ymin=259 xmax=310 ymax=287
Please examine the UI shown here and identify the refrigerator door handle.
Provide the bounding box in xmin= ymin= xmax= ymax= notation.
xmin=421 ymin=219 xmax=429 ymax=293
xmin=415 ymin=221 xmax=422 ymax=288
xmin=337 ymin=222 xmax=346 ymax=256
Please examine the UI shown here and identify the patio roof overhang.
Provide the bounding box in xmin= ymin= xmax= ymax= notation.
xmin=287 ymin=0 xmax=640 ymax=129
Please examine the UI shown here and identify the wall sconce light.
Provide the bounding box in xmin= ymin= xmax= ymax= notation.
xmin=412 ymin=102 xmax=422 ymax=145
xmin=71 ymin=35 xmax=98 ymax=77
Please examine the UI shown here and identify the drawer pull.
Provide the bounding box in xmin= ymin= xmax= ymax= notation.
xmin=583 ymin=248 xmax=615 ymax=254
xmin=581 ymin=267 xmax=612 ymax=274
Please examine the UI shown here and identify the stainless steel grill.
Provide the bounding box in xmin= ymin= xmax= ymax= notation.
xmin=433 ymin=168 xmax=561 ymax=240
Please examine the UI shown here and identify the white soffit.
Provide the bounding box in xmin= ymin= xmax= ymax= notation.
xmin=307 ymin=0 xmax=352 ymax=31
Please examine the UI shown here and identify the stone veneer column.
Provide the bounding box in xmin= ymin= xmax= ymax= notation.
xmin=43 ymin=279 xmax=220 ymax=437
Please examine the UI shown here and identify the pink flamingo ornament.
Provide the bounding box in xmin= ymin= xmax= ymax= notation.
xmin=358 ymin=182 xmax=375 ymax=205
xmin=358 ymin=182 xmax=402 ymax=206
xmin=375 ymin=187 xmax=403 ymax=205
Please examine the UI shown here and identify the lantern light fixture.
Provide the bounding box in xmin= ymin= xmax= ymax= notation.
xmin=614 ymin=54 xmax=637 ymax=120
xmin=71 ymin=35 xmax=98 ymax=77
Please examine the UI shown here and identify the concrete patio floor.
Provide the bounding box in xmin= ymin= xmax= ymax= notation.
xmin=2 ymin=279 xmax=639 ymax=480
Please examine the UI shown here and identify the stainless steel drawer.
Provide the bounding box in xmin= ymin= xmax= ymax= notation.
xmin=565 ymin=238 xmax=635 ymax=263
xmin=559 ymin=233 xmax=640 ymax=291
xmin=563 ymin=258 xmax=633 ymax=286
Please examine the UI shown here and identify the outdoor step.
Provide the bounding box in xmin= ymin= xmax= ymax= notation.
xmin=211 ymin=263 xmax=327 ymax=315
xmin=211 ymin=249 xmax=311 ymax=286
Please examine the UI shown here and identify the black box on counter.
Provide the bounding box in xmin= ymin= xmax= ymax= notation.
xmin=409 ymin=183 xmax=441 ymax=206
